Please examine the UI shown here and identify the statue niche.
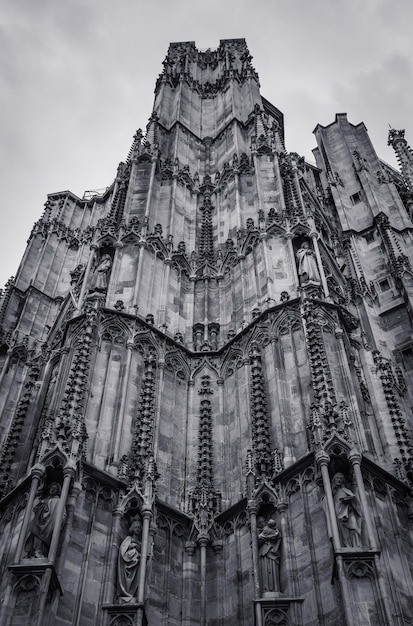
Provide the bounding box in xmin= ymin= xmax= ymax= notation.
xmin=24 ymin=482 xmax=65 ymax=558
xmin=89 ymin=253 xmax=112 ymax=293
xmin=257 ymin=516 xmax=282 ymax=596
xmin=117 ymin=515 xmax=142 ymax=603
xmin=331 ymin=472 xmax=363 ymax=548
xmin=295 ymin=240 xmax=320 ymax=284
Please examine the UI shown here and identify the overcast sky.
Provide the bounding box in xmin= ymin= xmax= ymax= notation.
xmin=1 ymin=0 xmax=412 ymax=288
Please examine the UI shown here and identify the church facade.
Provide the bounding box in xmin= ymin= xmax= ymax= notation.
xmin=0 ymin=39 xmax=413 ymax=625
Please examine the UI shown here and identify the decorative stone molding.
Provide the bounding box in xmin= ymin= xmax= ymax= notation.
xmin=372 ymin=349 xmax=413 ymax=484
xmin=249 ymin=342 xmax=274 ymax=480
xmin=0 ymin=358 xmax=41 ymax=499
xmin=128 ymin=352 xmax=158 ymax=485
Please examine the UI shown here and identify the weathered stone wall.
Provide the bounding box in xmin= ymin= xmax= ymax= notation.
xmin=1 ymin=39 xmax=413 ymax=626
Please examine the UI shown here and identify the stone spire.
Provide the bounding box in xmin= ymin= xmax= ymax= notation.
xmin=388 ymin=128 xmax=413 ymax=190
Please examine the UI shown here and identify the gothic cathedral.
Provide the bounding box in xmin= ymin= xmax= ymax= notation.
xmin=0 ymin=39 xmax=413 ymax=626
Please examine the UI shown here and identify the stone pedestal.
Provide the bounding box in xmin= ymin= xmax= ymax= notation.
xmin=5 ymin=562 xmax=62 ymax=626
xmin=103 ymin=602 xmax=147 ymax=626
xmin=255 ymin=596 xmax=304 ymax=625
xmin=333 ymin=549 xmax=393 ymax=626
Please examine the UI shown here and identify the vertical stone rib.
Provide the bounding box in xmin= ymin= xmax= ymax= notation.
xmin=388 ymin=128 xmax=413 ymax=191
xmin=39 ymin=306 xmax=97 ymax=462
xmin=0 ymin=358 xmax=40 ymax=498
xmin=128 ymin=351 xmax=157 ymax=484
xmin=372 ymin=350 xmax=413 ymax=484
xmin=198 ymin=177 xmax=215 ymax=265
xmin=190 ymin=375 xmax=220 ymax=514
xmin=249 ymin=342 xmax=273 ymax=478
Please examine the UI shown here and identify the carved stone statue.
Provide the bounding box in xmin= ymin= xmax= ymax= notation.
xmin=331 ymin=472 xmax=362 ymax=547
xmin=42 ymin=368 xmax=58 ymax=415
xmin=25 ymin=482 xmax=64 ymax=558
xmin=296 ymin=241 xmax=320 ymax=283
xmin=257 ymin=517 xmax=282 ymax=594
xmin=117 ymin=516 xmax=142 ymax=603
xmin=90 ymin=254 xmax=112 ymax=292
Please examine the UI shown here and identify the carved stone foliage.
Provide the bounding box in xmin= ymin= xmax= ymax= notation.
xmin=0 ymin=358 xmax=41 ymax=499
xmin=156 ymin=39 xmax=259 ymax=96
xmin=372 ymin=350 xmax=413 ymax=484
xmin=108 ymin=162 xmax=131 ymax=225
xmin=278 ymin=153 xmax=306 ymax=222
xmin=29 ymin=216 xmax=86 ymax=246
xmin=376 ymin=212 xmax=412 ymax=283
xmin=301 ymin=303 xmax=355 ymax=450
xmin=189 ymin=375 xmax=221 ymax=534
xmin=248 ymin=342 xmax=274 ymax=480
xmin=0 ymin=275 xmax=15 ymax=332
xmin=41 ymin=306 xmax=97 ymax=461
xmin=302 ymin=302 xmax=336 ymax=407
xmin=128 ymin=352 xmax=157 ymax=485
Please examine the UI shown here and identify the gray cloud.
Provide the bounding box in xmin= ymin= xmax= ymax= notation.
xmin=0 ymin=0 xmax=412 ymax=286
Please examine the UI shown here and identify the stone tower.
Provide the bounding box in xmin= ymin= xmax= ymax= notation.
xmin=0 ymin=39 xmax=413 ymax=626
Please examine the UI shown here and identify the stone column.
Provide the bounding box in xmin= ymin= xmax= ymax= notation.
xmin=144 ymin=155 xmax=158 ymax=220
xmin=48 ymin=462 xmax=76 ymax=563
xmin=335 ymin=556 xmax=356 ymax=626
xmin=0 ymin=348 xmax=12 ymax=389
xmin=247 ymin=501 xmax=263 ymax=626
xmin=277 ymin=501 xmax=291 ymax=594
xmin=57 ymin=480 xmax=82 ymax=574
xmin=198 ymin=533 xmax=209 ymax=626
xmin=182 ymin=541 xmax=197 ymax=626
xmin=317 ymin=451 xmax=357 ymax=626
xmin=234 ymin=171 xmax=242 ymax=231
xmin=14 ymin=464 xmax=45 ymax=562
xmin=316 ymin=451 xmax=340 ymax=550
xmin=36 ymin=567 xmax=53 ymax=626
xmin=136 ymin=507 xmax=153 ymax=626
xmin=348 ymin=450 xmax=377 ymax=549
xmin=103 ymin=506 xmax=124 ymax=604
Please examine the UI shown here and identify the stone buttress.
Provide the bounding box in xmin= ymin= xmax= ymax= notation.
xmin=0 ymin=39 xmax=413 ymax=626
